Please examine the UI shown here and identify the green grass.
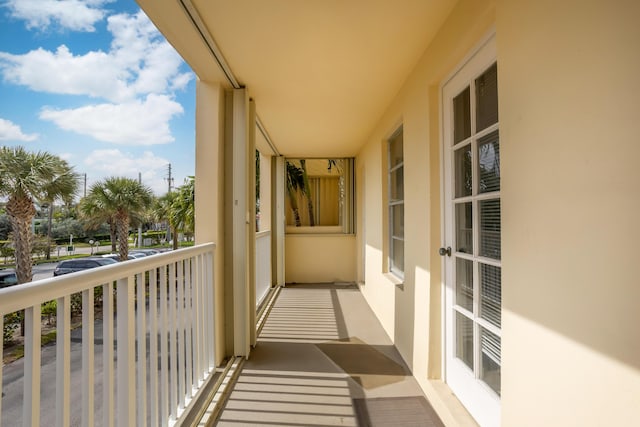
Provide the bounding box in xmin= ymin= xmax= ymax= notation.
xmin=3 ymin=330 xmax=59 ymax=364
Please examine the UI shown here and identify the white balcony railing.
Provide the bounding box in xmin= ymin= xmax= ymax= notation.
xmin=255 ymin=231 xmax=272 ymax=307
xmin=0 ymin=243 xmax=216 ymax=427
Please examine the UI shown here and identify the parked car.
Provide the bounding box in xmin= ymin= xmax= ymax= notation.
xmin=0 ymin=269 xmax=18 ymax=288
xmin=102 ymin=253 xmax=136 ymax=261
xmin=129 ymin=252 xmax=147 ymax=258
xmin=53 ymin=257 xmax=117 ymax=276
xmin=130 ymin=249 xmax=160 ymax=256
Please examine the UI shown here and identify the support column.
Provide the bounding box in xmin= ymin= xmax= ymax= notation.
xmin=271 ymin=156 xmax=285 ymax=287
xmin=195 ymin=80 xmax=225 ymax=365
xmin=224 ymin=88 xmax=255 ymax=358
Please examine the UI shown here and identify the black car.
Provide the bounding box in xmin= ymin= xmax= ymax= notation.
xmin=53 ymin=257 xmax=117 ymax=277
xmin=0 ymin=269 xmax=18 ymax=288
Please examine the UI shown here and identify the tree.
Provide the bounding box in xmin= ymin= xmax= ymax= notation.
xmin=0 ymin=147 xmax=78 ymax=284
xmin=41 ymin=168 xmax=78 ymax=260
xmin=171 ymin=177 xmax=195 ymax=236
xmin=153 ymin=177 xmax=194 ymax=250
xmin=286 ymin=161 xmax=305 ymax=227
xmin=0 ymin=214 xmax=11 ymax=240
xmin=299 ymin=159 xmax=315 ymax=226
xmin=153 ymin=192 xmax=179 ymax=250
xmin=84 ymin=177 xmax=153 ymax=261
xmin=78 ymin=186 xmax=118 ymax=252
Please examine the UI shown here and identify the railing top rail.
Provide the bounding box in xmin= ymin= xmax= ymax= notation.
xmin=256 ymin=230 xmax=271 ymax=238
xmin=0 ymin=242 xmax=215 ymax=315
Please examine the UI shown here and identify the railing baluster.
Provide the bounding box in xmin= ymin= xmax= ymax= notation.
xmin=177 ymin=260 xmax=185 ymax=410
xmin=149 ymin=268 xmax=159 ymax=427
xmin=55 ymin=296 xmax=70 ymax=427
xmin=159 ymin=265 xmax=169 ymax=426
xmin=193 ymin=255 xmax=202 ymax=383
xmin=82 ymin=289 xmax=95 ymax=426
xmin=23 ymin=305 xmax=41 ymax=427
xmin=169 ymin=262 xmax=178 ymax=421
xmin=184 ymin=257 xmax=193 ymax=396
xmin=0 ymin=313 xmax=4 ymax=427
xmin=103 ymin=282 xmax=114 ymax=427
xmin=136 ymin=272 xmax=147 ymax=426
xmin=117 ymin=276 xmax=136 ymax=426
xmin=200 ymin=256 xmax=211 ymax=375
xmin=207 ymin=252 xmax=215 ymax=369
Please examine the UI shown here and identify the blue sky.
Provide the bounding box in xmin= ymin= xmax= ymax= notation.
xmin=0 ymin=0 xmax=195 ymax=195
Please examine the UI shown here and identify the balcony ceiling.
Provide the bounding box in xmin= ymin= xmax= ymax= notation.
xmin=137 ymin=0 xmax=456 ymax=157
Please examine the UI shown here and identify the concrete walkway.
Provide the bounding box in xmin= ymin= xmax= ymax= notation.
xmin=215 ymin=284 xmax=444 ymax=426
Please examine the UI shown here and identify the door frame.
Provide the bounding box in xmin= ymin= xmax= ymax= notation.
xmin=440 ymin=31 xmax=500 ymax=427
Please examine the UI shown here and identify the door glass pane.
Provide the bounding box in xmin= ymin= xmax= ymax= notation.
xmin=476 ymin=63 xmax=498 ymax=132
xmin=480 ymin=326 xmax=501 ymax=395
xmin=390 ymin=167 xmax=404 ymax=201
xmin=456 ymin=312 xmax=474 ymax=370
xmin=453 ymin=87 xmax=471 ymax=143
xmin=454 ymin=144 xmax=472 ymax=198
xmin=391 ymin=204 xmax=404 ymax=238
xmin=479 ymin=199 xmax=501 ymax=259
xmin=455 ymin=258 xmax=473 ymax=311
xmin=480 ymin=263 xmax=501 ymax=327
xmin=478 ymin=131 xmax=500 ymax=193
xmin=455 ymin=202 xmax=473 ymax=254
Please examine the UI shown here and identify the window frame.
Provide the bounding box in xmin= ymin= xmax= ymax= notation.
xmin=388 ymin=126 xmax=404 ymax=279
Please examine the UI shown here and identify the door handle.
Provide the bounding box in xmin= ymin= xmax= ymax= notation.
xmin=439 ymin=246 xmax=452 ymax=257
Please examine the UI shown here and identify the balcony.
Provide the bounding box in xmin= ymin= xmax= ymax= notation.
xmin=208 ymin=283 xmax=444 ymax=426
xmin=1 ymin=245 xmax=444 ymax=426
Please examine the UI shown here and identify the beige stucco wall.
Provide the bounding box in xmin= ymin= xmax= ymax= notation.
xmin=357 ymin=0 xmax=640 ymax=425
xmin=194 ymin=80 xmax=226 ymax=365
xmin=497 ymin=1 xmax=640 ymax=425
xmin=356 ymin=0 xmax=495 ymax=413
xmin=285 ymin=234 xmax=356 ymax=283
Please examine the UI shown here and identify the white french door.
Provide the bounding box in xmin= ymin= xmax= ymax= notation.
xmin=442 ymin=35 xmax=501 ymax=427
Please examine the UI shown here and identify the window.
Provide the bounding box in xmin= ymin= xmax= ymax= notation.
xmin=388 ymin=127 xmax=404 ymax=277
xmin=285 ymin=158 xmax=354 ymax=234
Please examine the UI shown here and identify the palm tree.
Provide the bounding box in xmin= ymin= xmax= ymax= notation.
xmin=153 ymin=192 xmax=179 ymax=250
xmin=41 ymin=169 xmax=79 ymax=260
xmin=299 ymin=159 xmax=315 ymax=226
xmin=172 ymin=177 xmax=194 ymax=236
xmin=153 ymin=177 xmax=194 ymax=250
xmin=0 ymin=146 xmax=78 ymax=284
xmin=85 ymin=177 xmax=153 ymax=261
xmin=78 ymin=184 xmax=118 ymax=252
xmin=286 ymin=161 xmax=305 ymax=227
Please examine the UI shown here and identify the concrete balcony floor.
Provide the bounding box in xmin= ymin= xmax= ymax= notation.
xmin=214 ymin=283 xmax=444 ymax=426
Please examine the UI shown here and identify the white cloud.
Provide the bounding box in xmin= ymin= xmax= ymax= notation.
xmin=84 ymin=149 xmax=169 ymax=194
xmin=0 ymin=10 xmax=192 ymax=103
xmin=4 ymin=0 xmax=113 ymax=32
xmin=39 ymin=94 xmax=183 ymax=145
xmin=0 ymin=46 xmax=130 ymax=101
xmin=0 ymin=118 xmax=38 ymax=141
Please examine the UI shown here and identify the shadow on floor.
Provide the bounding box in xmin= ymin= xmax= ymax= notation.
xmin=215 ymin=284 xmax=443 ymax=426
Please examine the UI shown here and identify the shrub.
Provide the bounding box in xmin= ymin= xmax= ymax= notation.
xmin=3 ymin=312 xmax=21 ymax=345
xmin=41 ymin=300 xmax=57 ymax=325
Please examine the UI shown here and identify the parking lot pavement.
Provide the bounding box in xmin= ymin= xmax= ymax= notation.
xmin=32 ymin=263 xmax=58 ymax=281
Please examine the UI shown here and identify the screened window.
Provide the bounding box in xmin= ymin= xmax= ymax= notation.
xmin=388 ymin=127 xmax=404 ymax=277
xmin=285 ymin=158 xmax=354 ymax=234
